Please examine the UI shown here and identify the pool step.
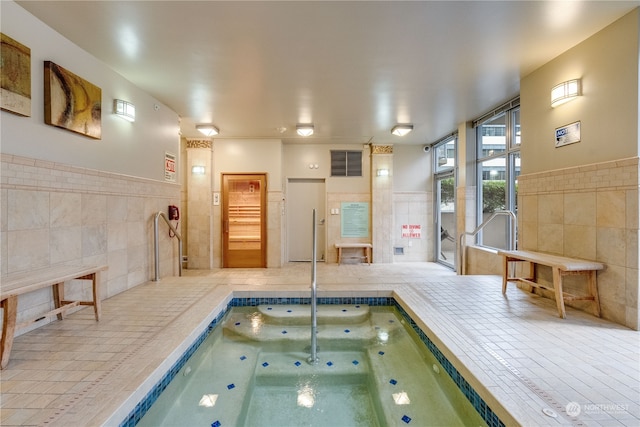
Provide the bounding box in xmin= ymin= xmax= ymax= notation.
xmin=138 ymin=330 xmax=259 ymax=427
xmin=253 ymin=350 xmax=370 ymax=382
xmin=258 ymin=304 xmax=370 ymax=324
xmin=242 ymin=351 xmax=383 ymax=426
xmin=223 ymin=308 xmax=403 ymax=345
xmin=364 ymin=329 xmax=476 ymax=426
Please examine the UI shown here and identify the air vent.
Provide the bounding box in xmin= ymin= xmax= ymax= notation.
xmin=331 ymin=150 xmax=362 ymax=177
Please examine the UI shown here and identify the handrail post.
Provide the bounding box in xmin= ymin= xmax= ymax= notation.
xmin=153 ymin=211 xmax=183 ymax=281
xmin=459 ymin=210 xmax=517 ymax=275
xmin=308 ymin=208 xmax=319 ymax=364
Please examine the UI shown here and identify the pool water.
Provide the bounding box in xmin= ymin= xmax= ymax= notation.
xmin=138 ymin=304 xmax=486 ymax=426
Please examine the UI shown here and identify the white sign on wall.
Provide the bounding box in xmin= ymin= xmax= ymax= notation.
xmin=555 ymin=121 xmax=581 ymax=148
xmin=165 ymin=152 xmax=176 ymax=182
xmin=341 ymin=202 xmax=369 ymax=238
xmin=401 ymin=224 xmax=421 ymax=238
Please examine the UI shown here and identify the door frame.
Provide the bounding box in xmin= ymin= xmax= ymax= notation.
xmin=221 ymin=173 xmax=267 ymax=268
xmin=285 ymin=178 xmax=326 ymax=262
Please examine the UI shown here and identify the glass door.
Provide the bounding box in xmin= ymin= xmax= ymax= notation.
xmin=433 ymin=135 xmax=456 ymax=268
xmin=436 ymin=173 xmax=456 ymax=267
xmin=222 ymin=174 xmax=267 ymax=268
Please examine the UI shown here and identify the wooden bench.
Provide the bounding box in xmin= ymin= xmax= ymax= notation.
xmin=335 ymin=243 xmax=372 ymax=265
xmin=498 ymin=250 xmax=604 ymax=319
xmin=0 ymin=265 xmax=107 ymax=369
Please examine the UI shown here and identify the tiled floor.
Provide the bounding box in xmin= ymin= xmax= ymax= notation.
xmin=0 ymin=262 xmax=638 ymax=426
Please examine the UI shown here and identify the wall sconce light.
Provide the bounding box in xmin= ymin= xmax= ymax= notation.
xmin=191 ymin=165 xmax=206 ymax=175
xmin=391 ymin=124 xmax=413 ymax=136
xmin=114 ymin=99 xmax=135 ymax=122
xmin=551 ymin=79 xmax=581 ymax=107
xmin=377 ymin=168 xmax=390 ymax=176
xmin=308 ymin=163 xmax=319 ymax=169
xmin=296 ymin=124 xmax=314 ymax=136
xmin=196 ymin=124 xmax=219 ymax=137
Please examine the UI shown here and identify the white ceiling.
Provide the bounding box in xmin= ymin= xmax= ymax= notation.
xmin=16 ymin=1 xmax=639 ymax=145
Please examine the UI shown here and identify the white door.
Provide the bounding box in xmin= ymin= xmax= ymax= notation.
xmin=287 ymin=179 xmax=326 ymax=261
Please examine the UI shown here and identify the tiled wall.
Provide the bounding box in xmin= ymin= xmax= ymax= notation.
xmin=393 ymin=192 xmax=433 ymax=262
xmin=518 ymin=157 xmax=639 ymax=330
xmin=1 ymin=154 xmax=181 ymax=334
xmin=326 ymin=193 xmax=371 ymax=264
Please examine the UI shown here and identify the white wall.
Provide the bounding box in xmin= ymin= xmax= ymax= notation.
xmin=0 ymin=1 xmax=180 ymax=181
xmin=282 ymin=143 xmax=371 ymax=193
xmin=516 ymin=9 xmax=640 ymax=329
xmin=1 ymin=1 xmax=182 ymax=336
xmin=213 ymin=139 xmax=283 ymax=191
xmin=521 ymin=9 xmax=639 ymax=174
xmin=393 ymin=145 xmax=431 ymax=192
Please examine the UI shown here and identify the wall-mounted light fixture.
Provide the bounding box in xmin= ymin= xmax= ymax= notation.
xmin=191 ymin=165 xmax=206 ymax=175
xmin=551 ymin=79 xmax=581 ymax=107
xmin=296 ymin=124 xmax=314 ymax=136
xmin=308 ymin=163 xmax=319 ymax=169
xmin=196 ymin=124 xmax=219 ymax=137
xmin=114 ymin=99 xmax=135 ymax=122
xmin=377 ymin=168 xmax=390 ymax=177
xmin=391 ymin=124 xmax=413 ymax=136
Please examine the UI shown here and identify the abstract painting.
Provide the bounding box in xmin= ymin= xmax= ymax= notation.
xmin=44 ymin=61 xmax=101 ymax=139
xmin=1 ymin=33 xmax=31 ymax=117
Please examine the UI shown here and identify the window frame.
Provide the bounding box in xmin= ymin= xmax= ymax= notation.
xmin=474 ymin=100 xmax=520 ymax=249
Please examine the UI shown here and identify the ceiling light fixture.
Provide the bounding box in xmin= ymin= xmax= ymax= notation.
xmin=551 ymin=79 xmax=581 ymax=107
xmin=114 ymin=99 xmax=135 ymax=122
xmin=391 ymin=124 xmax=413 ymax=136
xmin=296 ymin=124 xmax=314 ymax=137
xmin=196 ymin=124 xmax=219 ymax=137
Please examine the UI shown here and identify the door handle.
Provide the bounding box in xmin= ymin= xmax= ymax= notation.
xmin=319 ymin=219 xmax=325 ymax=225
xmin=224 ymin=220 xmax=229 ymax=233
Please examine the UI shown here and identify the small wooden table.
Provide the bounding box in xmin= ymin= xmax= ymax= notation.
xmin=1 ymin=265 xmax=107 ymax=369
xmin=498 ymin=250 xmax=604 ymax=318
xmin=335 ymin=243 xmax=372 ymax=265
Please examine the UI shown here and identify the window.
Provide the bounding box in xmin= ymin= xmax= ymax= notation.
xmin=434 ymin=136 xmax=456 ymax=174
xmin=433 ymin=133 xmax=457 ymax=268
xmin=474 ymin=98 xmax=520 ymax=249
xmin=331 ymin=150 xmax=362 ymax=177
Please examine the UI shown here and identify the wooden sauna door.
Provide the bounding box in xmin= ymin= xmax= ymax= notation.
xmin=222 ymin=174 xmax=267 ymax=268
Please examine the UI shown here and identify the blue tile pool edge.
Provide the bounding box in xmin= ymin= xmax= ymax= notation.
xmin=119 ymin=297 xmax=505 ymax=427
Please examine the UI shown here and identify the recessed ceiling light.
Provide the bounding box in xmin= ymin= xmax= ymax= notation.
xmin=391 ymin=124 xmax=413 ymax=136
xmin=296 ymin=124 xmax=314 ymax=137
xmin=196 ymin=124 xmax=219 ymax=137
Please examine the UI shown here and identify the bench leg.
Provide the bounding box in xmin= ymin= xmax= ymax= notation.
xmin=337 ymin=247 xmax=342 ymax=265
xmin=501 ymin=256 xmax=509 ymax=294
xmin=587 ymin=270 xmax=601 ymax=317
xmin=528 ymin=262 xmax=537 ymax=293
xmin=92 ymin=271 xmax=101 ymax=321
xmin=366 ymin=247 xmax=371 ymax=265
xmin=52 ymin=282 xmax=65 ymax=320
xmin=1 ymin=296 xmax=18 ymax=370
xmin=552 ymin=267 xmax=566 ymax=318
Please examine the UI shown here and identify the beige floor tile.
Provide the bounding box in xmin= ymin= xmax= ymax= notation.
xmin=0 ymin=263 xmax=638 ymax=427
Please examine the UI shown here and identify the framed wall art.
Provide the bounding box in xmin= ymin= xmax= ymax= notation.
xmin=1 ymin=33 xmax=31 ymax=117
xmin=44 ymin=61 xmax=102 ymax=139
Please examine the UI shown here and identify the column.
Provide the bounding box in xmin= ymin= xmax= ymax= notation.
xmin=371 ymin=145 xmax=394 ymax=263
xmin=186 ymin=138 xmax=213 ymax=269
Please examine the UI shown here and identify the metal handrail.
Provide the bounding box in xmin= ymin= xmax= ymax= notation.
xmin=459 ymin=210 xmax=516 ymax=275
xmin=153 ymin=211 xmax=183 ymax=281
xmin=308 ymin=208 xmax=319 ymax=364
